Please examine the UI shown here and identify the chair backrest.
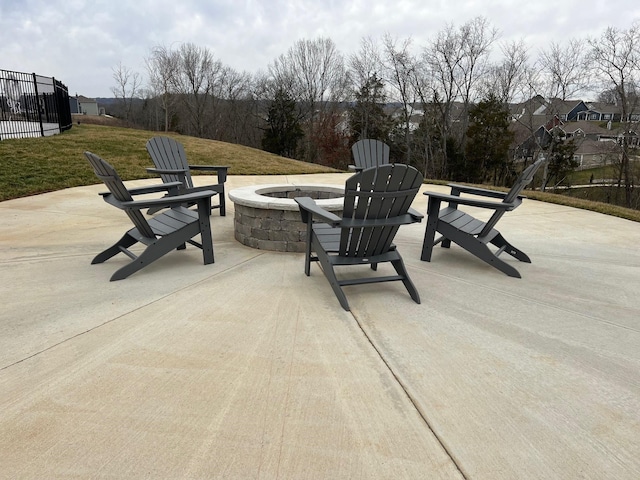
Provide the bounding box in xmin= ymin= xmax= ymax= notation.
xmin=146 ymin=136 xmax=194 ymax=189
xmin=351 ymin=139 xmax=390 ymax=169
xmin=503 ymin=155 xmax=547 ymax=204
xmin=340 ymin=164 xmax=422 ymax=257
xmin=85 ymin=151 xmax=155 ymax=239
xmin=481 ymin=155 xmax=547 ymax=236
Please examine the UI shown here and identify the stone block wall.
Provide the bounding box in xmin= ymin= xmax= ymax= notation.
xmin=234 ymin=204 xmax=343 ymax=253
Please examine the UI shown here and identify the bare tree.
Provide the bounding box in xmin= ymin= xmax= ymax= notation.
xmin=269 ymin=37 xmax=347 ymax=163
xmin=145 ymin=45 xmax=180 ymax=132
xmin=482 ymin=39 xmax=529 ymax=103
xmin=216 ymin=68 xmax=260 ymax=145
xmin=421 ymin=18 xmax=499 ymax=177
xmin=457 ymin=17 xmax=499 ymax=112
xmin=537 ymin=39 xmax=588 ymax=101
xmin=172 ymin=42 xmax=224 ymax=138
xmin=348 ymin=37 xmax=382 ymax=93
xmin=348 ymin=37 xmax=384 ymax=139
xmin=382 ymin=34 xmax=418 ymax=164
xmin=588 ymin=23 xmax=640 ymax=207
xmin=111 ymin=62 xmax=142 ymax=121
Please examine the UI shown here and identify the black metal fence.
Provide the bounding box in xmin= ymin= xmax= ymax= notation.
xmin=0 ymin=69 xmax=72 ymax=140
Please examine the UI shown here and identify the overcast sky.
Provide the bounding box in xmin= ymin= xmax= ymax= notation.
xmin=1 ymin=0 xmax=638 ymax=98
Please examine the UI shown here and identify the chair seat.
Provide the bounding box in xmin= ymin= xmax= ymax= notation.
xmin=439 ymin=207 xmax=486 ymax=235
xmin=148 ymin=207 xmax=199 ymax=236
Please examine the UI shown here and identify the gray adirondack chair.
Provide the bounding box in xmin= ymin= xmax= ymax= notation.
xmin=146 ymin=136 xmax=229 ymax=216
xmin=295 ymin=164 xmax=424 ymax=311
xmin=85 ymin=151 xmax=216 ymax=281
xmin=349 ymin=139 xmax=390 ymax=172
xmin=420 ymin=156 xmax=547 ymax=278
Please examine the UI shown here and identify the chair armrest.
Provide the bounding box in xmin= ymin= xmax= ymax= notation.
xmin=128 ymin=181 xmax=183 ymax=195
xmin=189 ymin=165 xmax=229 ymax=182
xmin=99 ymin=181 xmax=183 ymax=197
xmin=295 ymin=197 xmax=342 ymax=226
xmin=188 ymin=165 xmax=229 ymax=171
xmin=408 ymin=207 xmax=424 ymax=221
xmin=146 ymin=167 xmax=189 ymax=185
xmin=146 ymin=167 xmax=188 ymax=175
xmin=119 ymin=190 xmax=217 ymax=209
xmin=448 ymin=183 xmax=509 ymax=200
xmin=341 ymin=213 xmax=422 ymax=228
xmin=423 ymin=190 xmax=516 ymax=211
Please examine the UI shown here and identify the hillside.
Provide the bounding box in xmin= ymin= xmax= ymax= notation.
xmin=0 ymin=124 xmax=338 ymax=202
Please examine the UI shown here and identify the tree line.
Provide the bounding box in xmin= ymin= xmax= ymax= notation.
xmin=109 ymin=18 xmax=640 ymax=205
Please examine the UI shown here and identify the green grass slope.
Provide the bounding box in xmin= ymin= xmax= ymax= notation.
xmin=0 ymin=124 xmax=338 ymax=201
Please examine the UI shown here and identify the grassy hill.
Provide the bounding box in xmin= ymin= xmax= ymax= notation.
xmin=0 ymin=124 xmax=338 ymax=202
xmin=2 ymin=123 xmax=640 ymax=222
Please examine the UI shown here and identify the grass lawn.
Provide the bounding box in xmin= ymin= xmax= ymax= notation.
xmin=0 ymin=124 xmax=338 ymax=202
xmin=1 ymin=123 xmax=639 ymax=223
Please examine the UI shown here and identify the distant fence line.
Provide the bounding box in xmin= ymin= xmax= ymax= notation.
xmin=0 ymin=68 xmax=72 ymax=140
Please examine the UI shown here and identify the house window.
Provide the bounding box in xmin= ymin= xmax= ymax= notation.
xmin=603 ymin=114 xmax=611 ymax=120
xmin=589 ymin=113 xmax=598 ymax=120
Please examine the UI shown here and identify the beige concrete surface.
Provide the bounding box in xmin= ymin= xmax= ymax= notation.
xmin=1 ymin=173 xmax=639 ymax=479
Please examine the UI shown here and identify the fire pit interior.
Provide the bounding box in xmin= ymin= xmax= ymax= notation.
xmin=229 ymin=184 xmax=344 ymax=252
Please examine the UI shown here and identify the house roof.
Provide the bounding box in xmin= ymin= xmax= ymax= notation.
xmin=75 ymin=95 xmax=97 ymax=103
xmin=574 ymin=137 xmax=621 ymax=155
xmin=560 ymin=120 xmax=611 ymax=136
xmin=583 ymin=101 xmax=621 ymax=114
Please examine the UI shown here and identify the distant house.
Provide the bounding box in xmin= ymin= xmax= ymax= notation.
xmin=508 ymin=94 xmax=640 ymax=169
xmin=560 ymin=120 xmax=613 ymax=141
xmin=572 ymin=138 xmax=622 ymax=169
xmin=69 ymin=95 xmax=99 ymax=115
xmin=575 ymin=102 xmax=622 ymax=123
xmin=508 ymin=96 xmax=590 ymax=124
xmin=532 ymin=98 xmax=590 ymax=122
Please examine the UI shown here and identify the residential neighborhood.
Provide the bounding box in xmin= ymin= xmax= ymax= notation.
xmin=509 ymin=96 xmax=639 ymax=169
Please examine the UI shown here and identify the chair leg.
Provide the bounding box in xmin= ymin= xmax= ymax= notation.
xmin=92 ymin=233 xmax=137 ymax=264
xmin=420 ymin=199 xmax=441 ymax=261
xmin=455 ymin=234 xmax=522 ymax=278
xmin=196 ymin=198 xmax=214 ymax=264
xmin=314 ymin=248 xmax=350 ymax=311
xmin=109 ymin=246 xmax=163 ymax=281
xmin=391 ymin=258 xmax=421 ymax=304
xmin=304 ymin=225 xmax=313 ymax=276
xmin=491 ymin=233 xmax=531 ymax=263
xmin=218 ymin=191 xmax=226 ymax=216
xmin=109 ymin=233 xmax=193 ymax=281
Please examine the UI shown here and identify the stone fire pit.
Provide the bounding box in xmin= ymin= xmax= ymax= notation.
xmin=229 ymin=184 xmax=344 ymax=252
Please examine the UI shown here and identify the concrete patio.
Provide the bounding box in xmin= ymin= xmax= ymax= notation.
xmin=1 ymin=173 xmax=639 ymax=479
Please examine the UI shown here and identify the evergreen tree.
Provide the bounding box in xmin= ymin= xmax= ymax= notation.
xmin=262 ymin=89 xmax=304 ymax=158
xmin=465 ymin=94 xmax=514 ymax=185
xmin=348 ymin=74 xmax=392 ymax=141
xmin=543 ymin=129 xmax=579 ymax=190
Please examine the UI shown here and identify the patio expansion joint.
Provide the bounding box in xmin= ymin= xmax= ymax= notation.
xmin=350 ymin=310 xmax=470 ymax=480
